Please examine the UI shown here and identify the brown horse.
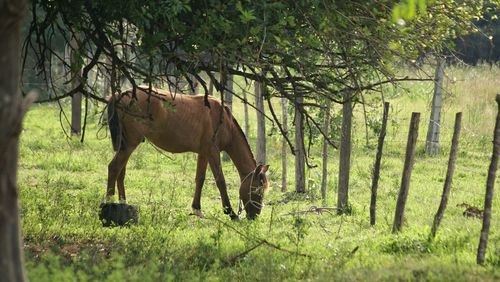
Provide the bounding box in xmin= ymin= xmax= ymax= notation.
xmin=106 ymin=87 xmax=269 ymax=220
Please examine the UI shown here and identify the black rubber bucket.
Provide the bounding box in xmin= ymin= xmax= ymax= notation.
xmin=99 ymin=203 xmax=138 ymax=227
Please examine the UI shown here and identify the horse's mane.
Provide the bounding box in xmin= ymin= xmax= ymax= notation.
xmin=224 ymin=106 xmax=257 ymax=167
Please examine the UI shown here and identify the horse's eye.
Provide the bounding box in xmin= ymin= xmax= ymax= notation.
xmin=258 ymin=174 xmax=264 ymax=183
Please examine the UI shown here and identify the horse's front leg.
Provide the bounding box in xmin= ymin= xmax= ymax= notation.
xmin=208 ymin=152 xmax=239 ymax=220
xmin=192 ymin=154 xmax=208 ymax=217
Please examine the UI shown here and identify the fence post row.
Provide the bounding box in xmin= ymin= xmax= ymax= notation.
xmin=477 ymin=95 xmax=500 ymax=265
xmin=370 ymin=102 xmax=390 ymax=226
xmin=393 ymin=112 xmax=420 ymax=233
xmin=430 ymin=112 xmax=462 ymax=239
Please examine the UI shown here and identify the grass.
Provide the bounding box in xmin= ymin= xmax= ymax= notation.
xmin=19 ymin=65 xmax=500 ymax=281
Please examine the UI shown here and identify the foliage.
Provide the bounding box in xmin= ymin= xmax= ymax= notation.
xmin=24 ymin=0 xmax=498 ymax=149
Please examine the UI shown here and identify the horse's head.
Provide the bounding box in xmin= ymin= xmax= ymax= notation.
xmin=240 ymin=164 xmax=270 ymax=220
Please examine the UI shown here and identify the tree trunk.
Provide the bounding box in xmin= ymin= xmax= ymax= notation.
xmin=0 ymin=0 xmax=29 ymax=280
xmin=426 ymin=58 xmax=445 ymax=155
xmin=361 ymin=93 xmax=370 ymax=148
xmin=477 ymin=95 xmax=500 ymax=265
xmin=337 ymin=91 xmax=352 ymax=213
xmin=224 ymin=74 xmax=233 ymax=111
xmin=255 ymin=81 xmax=266 ymax=164
xmin=295 ymin=94 xmax=306 ymax=193
xmin=430 ymin=112 xmax=462 ymax=239
xmin=222 ymin=74 xmax=234 ymax=161
xmin=370 ymin=102 xmax=390 ymax=225
xmin=321 ymin=101 xmax=332 ymax=203
xmin=208 ymin=78 xmax=214 ymax=96
xmin=393 ymin=112 xmax=420 ymax=233
xmin=70 ymin=35 xmax=82 ymax=135
xmin=281 ymin=97 xmax=288 ymax=192
xmin=102 ymin=56 xmax=111 ymax=98
xmin=243 ymin=86 xmax=250 ymax=139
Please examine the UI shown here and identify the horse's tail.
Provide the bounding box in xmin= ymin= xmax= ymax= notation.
xmin=107 ymin=97 xmax=125 ymax=151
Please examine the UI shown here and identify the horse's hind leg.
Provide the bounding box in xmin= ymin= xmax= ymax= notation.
xmin=117 ymin=159 xmax=130 ymax=203
xmin=192 ymin=154 xmax=208 ymax=217
xmin=106 ymin=146 xmax=136 ymax=203
xmin=207 ymin=152 xmax=238 ymax=220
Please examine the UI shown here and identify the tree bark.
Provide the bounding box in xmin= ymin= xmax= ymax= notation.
xmin=393 ymin=112 xmax=420 ymax=233
xmin=337 ymin=91 xmax=352 ymax=213
xmin=70 ymin=35 xmax=82 ymax=135
xmin=188 ymin=73 xmax=197 ymax=95
xmin=426 ymin=58 xmax=445 ymax=155
xmin=321 ymin=101 xmax=332 ymax=203
xmin=224 ymin=74 xmax=233 ymax=111
xmin=208 ymin=78 xmax=214 ymax=96
xmin=295 ymin=94 xmax=306 ymax=193
xmin=430 ymin=112 xmax=462 ymax=239
xmin=477 ymin=95 xmax=500 ymax=265
xmin=281 ymin=97 xmax=288 ymax=192
xmin=243 ymin=86 xmax=250 ymax=139
xmin=0 ymin=0 xmax=29 ymax=280
xmin=102 ymin=56 xmax=111 ymax=98
xmin=255 ymin=81 xmax=266 ymax=164
xmin=370 ymin=102 xmax=390 ymax=225
xmin=222 ymin=74 xmax=233 ymax=161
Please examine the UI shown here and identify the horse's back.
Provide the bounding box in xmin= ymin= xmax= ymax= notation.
xmin=116 ymin=88 xmax=232 ymax=154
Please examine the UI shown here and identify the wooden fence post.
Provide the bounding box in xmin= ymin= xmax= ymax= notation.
xmin=370 ymin=102 xmax=390 ymax=226
xmin=425 ymin=58 xmax=445 ymax=155
xmin=393 ymin=112 xmax=420 ymax=233
xmin=477 ymin=95 xmax=500 ymax=265
xmin=430 ymin=112 xmax=462 ymax=239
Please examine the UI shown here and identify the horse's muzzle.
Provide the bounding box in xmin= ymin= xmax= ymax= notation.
xmin=246 ymin=213 xmax=258 ymax=220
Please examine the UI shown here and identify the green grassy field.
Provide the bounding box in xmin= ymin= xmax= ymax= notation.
xmin=19 ymin=65 xmax=499 ymax=281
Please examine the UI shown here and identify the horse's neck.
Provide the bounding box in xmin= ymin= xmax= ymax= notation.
xmin=225 ymin=128 xmax=256 ymax=180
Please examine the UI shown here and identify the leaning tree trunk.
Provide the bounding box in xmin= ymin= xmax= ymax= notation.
xmin=281 ymin=97 xmax=288 ymax=192
xmin=70 ymin=35 xmax=82 ymax=135
xmin=321 ymin=101 xmax=332 ymax=203
xmin=426 ymin=58 xmax=445 ymax=155
xmin=0 ymin=0 xmax=29 ymax=280
xmin=295 ymin=94 xmax=306 ymax=193
xmin=337 ymin=91 xmax=353 ymax=213
xmin=255 ymin=81 xmax=266 ymax=164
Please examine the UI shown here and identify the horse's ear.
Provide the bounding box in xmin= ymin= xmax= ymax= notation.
xmin=259 ymin=164 xmax=269 ymax=174
xmin=255 ymin=164 xmax=263 ymax=172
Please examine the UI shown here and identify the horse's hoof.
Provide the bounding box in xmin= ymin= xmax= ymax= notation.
xmin=230 ymin=214 xmax=240 ymax=221
xmin=104 ymin=195 xmax=115 ymax=204
xmin=119 ymin=199 xmax=127 ymax=204
xmin=190 ymin=209 xmax=205 ymax=218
